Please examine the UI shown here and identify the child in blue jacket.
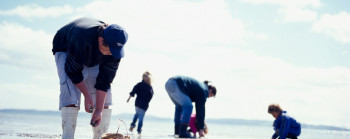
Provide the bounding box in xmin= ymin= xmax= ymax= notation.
xmin=268 ymin=104 xmax=301 ymax=139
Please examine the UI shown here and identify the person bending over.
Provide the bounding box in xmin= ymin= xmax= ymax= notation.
xmin=52 ymin=17 xmax=128 ymax=139
xmin=165 ymin=76 xmax=216 ymax=138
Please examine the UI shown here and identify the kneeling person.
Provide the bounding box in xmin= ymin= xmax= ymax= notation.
xmin=268 ymin=104 xmax=301 ymax=139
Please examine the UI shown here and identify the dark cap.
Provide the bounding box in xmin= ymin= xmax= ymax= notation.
xmin=104 ymin=24 xmax=128 ymax=58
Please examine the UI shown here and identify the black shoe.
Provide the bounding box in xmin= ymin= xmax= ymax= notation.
xmin=178 ymin=123 xmax=193 ymax=138
xmin=175 ymin=123 xmax=180 ymax=135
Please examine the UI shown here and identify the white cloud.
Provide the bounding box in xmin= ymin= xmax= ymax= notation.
xmin=74 ymin=0 xmax=265 ymax=46
xmin=241 ymin=0 xmax=321 ymax=8
xmin=312 ymin=12 xmax=350 ymax=44
xmin=0 ymin=4 xmax=74 ymax=19
xmin=277 ymin=6 xmax=318 ymax=22
xmin=1 ymin=0 xmax=267 ymax=46
xmin=242 ymin=0 xmax=321 ymax=23
xmin=0 ymin=21 xmax=55 ymax=70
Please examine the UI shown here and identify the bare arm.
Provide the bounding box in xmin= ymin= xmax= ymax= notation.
xmin=75 ymin=81 xmax=94 ymax=113
xmin=91 ymin=90 xmax=107 ymax=127
xmin=126 ymin=95 xmax=132 ymax=103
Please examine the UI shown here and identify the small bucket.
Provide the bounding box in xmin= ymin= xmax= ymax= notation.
xmin=101 ymin=119 xmax=130 ymax=139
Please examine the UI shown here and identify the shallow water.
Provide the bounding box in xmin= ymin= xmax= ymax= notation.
xmin=0 ymin=110 xmax=349 ymax=139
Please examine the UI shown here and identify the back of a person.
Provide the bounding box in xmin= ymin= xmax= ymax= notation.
xmin=172 ymin=76 xmax=208 ymax=102
xmin=128 ymin=71 xmax=154 ymax=135
xmin=52 ymin=17 xmax=109 ymax=67
xmin=53 ymin=18 xmax=101 ymax=53
xmin=269 ymin=104 xmax=301 ymax=139
xmin=134 ymin=81 xmax=154 ymax=110
xmin=283 ymin=114 xmax=301 ymax=136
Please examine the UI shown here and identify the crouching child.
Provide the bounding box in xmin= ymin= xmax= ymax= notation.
xmin=268 ymin=104 xmax=301 ymax=139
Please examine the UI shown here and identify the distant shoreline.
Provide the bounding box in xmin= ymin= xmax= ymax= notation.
xmin=1 ymin=108 xmax=349 ymax=131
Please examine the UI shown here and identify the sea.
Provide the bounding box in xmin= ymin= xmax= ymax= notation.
xmin=0 ymin=109 xmax=349 ymax=139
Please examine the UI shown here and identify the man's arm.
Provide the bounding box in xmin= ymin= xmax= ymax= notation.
xmin=195 ymin=101 xmax=206 ymax=137
xmin=91 ymin=90 xmax=107 ymax=127
xmin=91 ymin=58 xmax=120 ymax=126
xmin=94 ymin=58 xmax=120 ymax=92
xmin=65 ymin=45 xmax=94 ymax=113
xmin=75 ymin=82 xmax=94 ymax=113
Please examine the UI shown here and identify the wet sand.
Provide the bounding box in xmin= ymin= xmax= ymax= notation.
xmin=0 ymin=132 xmax=61 ymax=139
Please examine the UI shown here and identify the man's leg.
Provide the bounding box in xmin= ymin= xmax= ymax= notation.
xmin=55 ymin=52 xmax=81 ymax=139
xmin=165 ymin=79 xmax=193 ymax=138
xmin=61 ymin=107 xmax=79 ymax=139
xmin=178 ymin=104 xmax=193 ymax=138
xmin=166 ymin=79 xmax=181 ymax=136
xmin=60 ymin=82 xmax=81 ymax=139
xmin=174 ymin=105 xmax=182 ymax=136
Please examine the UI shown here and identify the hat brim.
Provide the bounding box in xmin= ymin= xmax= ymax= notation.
xmin=109 ymin=44 xmax=125 ymax=59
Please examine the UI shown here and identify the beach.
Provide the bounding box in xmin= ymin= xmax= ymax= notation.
xmin=1 ymin=110 xmax=350 ymax=139
xmin=1 ymin=0 xmax=350 ymax=138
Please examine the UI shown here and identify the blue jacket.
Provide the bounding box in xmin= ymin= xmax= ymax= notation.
xmin=52 ymin=17 xmax=120 ymax=92
xmin=130 ymin=81 xmax=154 ymax=111
xmin=172 ymin=76 xmax=208 ymax=130
xmin=272 ymin=111 xmax=301 ymax=139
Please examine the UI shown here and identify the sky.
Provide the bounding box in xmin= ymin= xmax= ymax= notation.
xmin=0 ymin=0 xmax=349 ymax=128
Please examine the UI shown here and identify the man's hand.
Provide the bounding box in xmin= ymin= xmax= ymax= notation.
xmin=75 ymin=82 xmax=94 ymax=113
xmin=84 ymin=95 xmax=94 ymax=113
xmin=91 ymin=109 xmax=102 ymax=127
xmin=90 ymin=90 xmax=107 ymax=127
xmin=199 ymin=129 xmax=205 ymax=137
